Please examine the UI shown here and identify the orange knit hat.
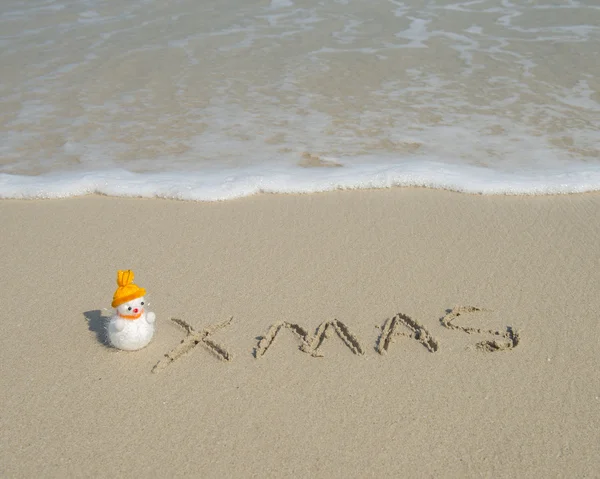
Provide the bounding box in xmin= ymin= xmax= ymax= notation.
xmin=112 ymin=270 xmax=146 ymax=308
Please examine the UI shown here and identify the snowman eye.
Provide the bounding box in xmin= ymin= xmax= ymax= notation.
xmin=128 ymin=306 xmax=132 ymax=311
xmin=141 ymin=301 xmax=144 ymax=305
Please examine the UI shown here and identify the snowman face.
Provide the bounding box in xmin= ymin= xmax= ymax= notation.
xmin=117 ymin=296 xmax=146 ymax=316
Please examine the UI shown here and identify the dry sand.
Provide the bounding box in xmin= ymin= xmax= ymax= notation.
xmin=1 ymin=189 xmax=599 ymax=477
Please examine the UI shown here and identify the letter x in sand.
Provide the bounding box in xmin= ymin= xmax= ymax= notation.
xmin=152 ymin=317 xmax=233 ymax=373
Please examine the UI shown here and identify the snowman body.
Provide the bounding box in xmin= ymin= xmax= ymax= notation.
xmin=107 ymin=296 xmax=155 ymax=351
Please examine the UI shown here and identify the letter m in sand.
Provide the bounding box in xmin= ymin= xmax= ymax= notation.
xmin=254 ymin=320 xmax=364 ymax=358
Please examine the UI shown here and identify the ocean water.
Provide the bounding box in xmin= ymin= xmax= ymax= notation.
xmin=1 ymin=0 xmax=599 ymax=199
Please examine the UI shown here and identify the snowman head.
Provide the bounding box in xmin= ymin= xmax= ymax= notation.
xmin=116 ymin=296 xmax=146 ymax=318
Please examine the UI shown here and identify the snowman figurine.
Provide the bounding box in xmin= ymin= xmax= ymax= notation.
xmin=107 ymin=270 xmax=156 ymax=351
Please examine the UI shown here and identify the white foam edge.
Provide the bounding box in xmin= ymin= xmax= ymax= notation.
xmin=2 ymin=160 xmax=600 ymax=200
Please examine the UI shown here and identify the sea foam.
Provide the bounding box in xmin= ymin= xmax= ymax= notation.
xmin=2 ymin=161 xmax=600 ymax=200
xmin=1 ymin=0 xmax=599 ymax=199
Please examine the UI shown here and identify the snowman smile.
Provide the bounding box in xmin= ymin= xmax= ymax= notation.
xmin=118 ymin=308 xmax=144 ymax=320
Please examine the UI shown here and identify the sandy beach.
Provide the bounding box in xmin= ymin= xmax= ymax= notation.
xmin=1 ymin=189 xmax=599 ymax=477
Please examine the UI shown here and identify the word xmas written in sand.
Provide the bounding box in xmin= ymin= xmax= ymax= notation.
xmin=151 ymin=306 xmax=521 ymax=373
